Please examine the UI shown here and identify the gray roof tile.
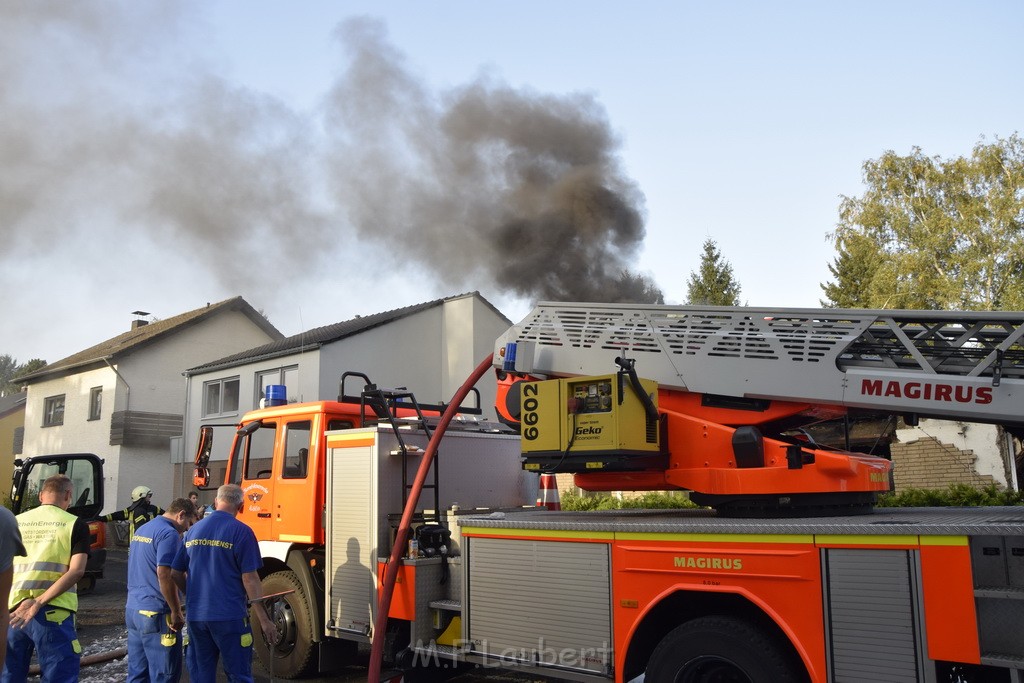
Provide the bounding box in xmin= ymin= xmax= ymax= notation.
xmin=17 ymin=297 xmax=282 ymax=383
xmin=185 ymin=291 xmax=508 ymax=375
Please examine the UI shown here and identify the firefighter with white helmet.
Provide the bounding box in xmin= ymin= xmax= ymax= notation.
xmin=103 ymin=484 xmax=165 ymax=543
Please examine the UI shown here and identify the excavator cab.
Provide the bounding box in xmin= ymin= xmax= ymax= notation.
xmin=11 ymin=452 xmax=105 ymax=519
xmin=10 ymin=453 xmax=107 ymax=591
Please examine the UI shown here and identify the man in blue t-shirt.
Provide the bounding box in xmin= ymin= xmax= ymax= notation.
xmin=126 ymin=497 xmax=199 ymax=683
xmin=0 ymin=506 xmax=26 ymax=673
xmin=171 ymin=485 xmax=277 ymax=683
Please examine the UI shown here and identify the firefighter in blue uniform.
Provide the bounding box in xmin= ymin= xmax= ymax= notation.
xmin=126 ymin=497 xmax=199 ymax=683
xmin=171 ymin=484 xmax=278 ymax=683
xmin=3 ymin=474 xmax=90 ymax=683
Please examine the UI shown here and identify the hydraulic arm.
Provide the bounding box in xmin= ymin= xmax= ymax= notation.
xmin=494 ymin=302 xmax=1024 ymax=514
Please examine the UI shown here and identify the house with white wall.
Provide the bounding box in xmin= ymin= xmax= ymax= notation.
xmin=177 ymin=292 xmax=510 ymax=496
xmin=16 ymin=297 xmax=282 ymax=512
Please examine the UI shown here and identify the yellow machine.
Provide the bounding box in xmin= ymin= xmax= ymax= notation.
xmin=520 ymin=373 xmax=663 ymax=472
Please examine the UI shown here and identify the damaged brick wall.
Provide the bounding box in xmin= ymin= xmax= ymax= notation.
xmin=891 ymin=436 xmax=999 ymax=491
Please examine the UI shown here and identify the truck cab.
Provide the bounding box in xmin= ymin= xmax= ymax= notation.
xmin=224 ymin=401 xmax=357 ymax=546
xmin=191 ymin=376 xmax=486 ymax=677
xmin=194 ymin=375 xmax=462 ymax=548
xmin=192 ymin=400 xmax=367 ymax=676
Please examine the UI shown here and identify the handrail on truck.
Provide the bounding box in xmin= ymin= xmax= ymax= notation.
xmin=367 ymin=354 xmax=495 ymax=683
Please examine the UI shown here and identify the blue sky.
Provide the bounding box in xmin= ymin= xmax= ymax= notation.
xmin=2 ymin=1 xmax=1021 ymax=364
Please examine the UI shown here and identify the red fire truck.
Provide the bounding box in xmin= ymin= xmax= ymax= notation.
xmin=196 ymin=303 xmax=1024 ymax=682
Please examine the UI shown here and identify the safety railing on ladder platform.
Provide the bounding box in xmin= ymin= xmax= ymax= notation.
xmin=495 ymin=303 xmax=1024 ymax=425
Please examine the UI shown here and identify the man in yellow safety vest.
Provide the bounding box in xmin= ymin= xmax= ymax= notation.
xmin=3 ymin=474 xmax=90 ymax=682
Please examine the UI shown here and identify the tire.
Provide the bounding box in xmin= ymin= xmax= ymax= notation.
xmin=252 ymin=571 xmax=316 ymax=679
xmin=646 ymin=616 xmax=804 ymax=683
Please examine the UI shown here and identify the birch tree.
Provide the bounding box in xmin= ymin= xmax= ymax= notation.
xmin=823 ymin=134 xmax=1024 ymax=310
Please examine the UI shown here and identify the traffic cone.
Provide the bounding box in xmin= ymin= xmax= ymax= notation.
xmin=538 ymin=473 xmax=561 ymax=511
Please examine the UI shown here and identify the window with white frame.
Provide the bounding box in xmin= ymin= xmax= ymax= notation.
xmin=255 ymin=366 xmax=299 ymax=404
xmin=88 ymin=386 xmax=102 ymax=421
xmin=43 ymin=394 xmax=65 ymax=427
xmin=203 ymin=377 xmax=240 ymax=417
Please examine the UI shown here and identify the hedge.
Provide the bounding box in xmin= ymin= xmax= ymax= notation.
xmin=560 ymin=484 xmax=1024 ymax=511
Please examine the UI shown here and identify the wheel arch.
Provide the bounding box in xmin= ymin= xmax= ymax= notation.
xmin=258 ymin=543 xmax=326 ymax=644
xmin=620 ymin=587 xmax=811 ymax=683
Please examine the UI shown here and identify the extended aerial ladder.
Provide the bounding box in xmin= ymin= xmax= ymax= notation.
xmin=493 ymin=302 xmax=1024 ymax=514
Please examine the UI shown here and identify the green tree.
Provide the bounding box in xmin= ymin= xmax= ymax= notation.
xmin=823 ymin=134 xmax=1024 ymax=310
xmin=0 ymin=355 xmax=46 ymax=396
xmin=820 ymin=230 xmax=882 ymax=308
xmin=18 ymin=358 xmax=46 ymax=377
xmin=0 ymin=355 xmax=16 ymax=397
xmin=686 ymin=238 xmax=742 ymax=306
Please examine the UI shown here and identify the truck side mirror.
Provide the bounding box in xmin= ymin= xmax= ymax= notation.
xmin=10 ymin=468 xmax=22 ymax=504
xmin=193 ymin=426 xmax=214 ymax=488
xmin=193 ymin=467 xmax=210 ymax=488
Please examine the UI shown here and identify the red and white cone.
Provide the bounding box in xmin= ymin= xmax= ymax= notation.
xmin=538 ymin=473 xmax=561 ymax=511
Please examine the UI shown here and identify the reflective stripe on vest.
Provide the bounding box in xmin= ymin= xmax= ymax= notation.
xmin=11 ymin=504 xmax=78 ymax=612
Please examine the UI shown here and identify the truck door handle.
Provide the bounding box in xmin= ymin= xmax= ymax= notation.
xmin=257 ymin=513 xmax=271 ymax=518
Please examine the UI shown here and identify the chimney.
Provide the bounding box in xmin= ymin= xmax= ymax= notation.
xmin=131 ymin=310 xmax=150 ymax=330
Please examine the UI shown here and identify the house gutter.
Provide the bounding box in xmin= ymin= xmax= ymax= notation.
xmin=180 ymin=372 xmax=193 ymax=496
xmin=103 ymin=357 xmax=130 ymax=411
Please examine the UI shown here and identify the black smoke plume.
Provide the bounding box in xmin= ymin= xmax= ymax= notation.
xmin=0 ymin=7 xmax=661 ymax=313
xmin=326 ymin=18 xmax=662 ymax=304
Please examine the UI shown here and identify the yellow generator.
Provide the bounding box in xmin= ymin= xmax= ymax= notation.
xmin=520 ymin=373 xmax=664 ymax=472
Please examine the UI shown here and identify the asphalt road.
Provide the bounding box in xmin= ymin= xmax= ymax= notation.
xmin=75 ymin=547 xmax=558 ymax=683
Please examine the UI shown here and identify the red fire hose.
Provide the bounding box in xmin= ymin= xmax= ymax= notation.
xmin=367 ymin=353 xmax=494 ymax=683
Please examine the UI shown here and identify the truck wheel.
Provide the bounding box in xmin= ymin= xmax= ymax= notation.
xmin=646 ymin=616 xmax=804 ymax=683
xmin=252 ymin=571 xmax=315 ymax=679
